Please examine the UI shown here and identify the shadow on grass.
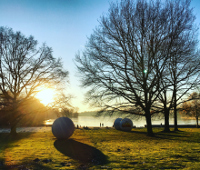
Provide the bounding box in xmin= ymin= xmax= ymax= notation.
xmin=113 ymin=128 xmax=200 ymax=143
xmin=0 ymin=132 xmax=33 ymax=148
xmin=125 ymin=129 xmax=147 ymax=135
xmin=0 ymin=132 xmax=41 ymax=170
xmin=54 ymin=139 xmax=109 ymax=166
xmin=1 ymin=162 xmax=54 ymax=170
xmin=155 ymin=130 xmax=200 ymax=143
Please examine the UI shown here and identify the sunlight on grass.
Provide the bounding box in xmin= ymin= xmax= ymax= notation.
xmin=0 ymin=128 xmax=199 ymax=169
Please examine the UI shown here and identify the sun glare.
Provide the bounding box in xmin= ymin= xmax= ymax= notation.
xmin=35 ymin=88 xmax=55 ymax=105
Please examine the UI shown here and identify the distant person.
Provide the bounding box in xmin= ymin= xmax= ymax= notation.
xmin=102 ymin=123 xmax=104 ymax=127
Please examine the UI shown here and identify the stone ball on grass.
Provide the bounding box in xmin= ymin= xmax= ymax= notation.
xmin=120 ymin=118 xmax=133 ymax=131
xmin=114 ymin=118 xmax=123 ymax=130
xmin=52 ymin=117 xmax=75 ymax=139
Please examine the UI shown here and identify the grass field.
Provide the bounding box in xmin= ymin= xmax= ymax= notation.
xmin=0 ymin=128 xmax=199 ymax=169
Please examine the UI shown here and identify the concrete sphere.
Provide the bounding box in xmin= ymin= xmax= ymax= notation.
xmin=52 ymin=117 xmax=75 ymax=139
xmin=114 ymin=118 xmax=123 ymax=130
xmin=120 ymin=118 xmax=133 ymax=131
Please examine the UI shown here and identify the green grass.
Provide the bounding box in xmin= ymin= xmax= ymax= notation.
xmin=0 ymin=128 xmax=200 ymax=169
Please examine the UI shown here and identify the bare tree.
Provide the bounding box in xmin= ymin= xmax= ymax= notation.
xmin=157 ymin=0 xmax=200 ymax=132
xmin=180 ymin=92 xmax=200 ymax=128
xmin=76 ymin=0 xmax=199 ymax=136
xmin=0 ymin=27 xmax=68 ymax=134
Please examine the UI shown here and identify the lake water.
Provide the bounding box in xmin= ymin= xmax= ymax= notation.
xmin=44 ymin=114 xmax=199 ymax=128
xmin=0 ymin=114 xmax=198 ymax=133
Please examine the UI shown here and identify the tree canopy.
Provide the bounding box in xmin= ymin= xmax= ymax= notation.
xmin=76 ymin=0 xmax=199 ymax=136
xmin=0 ymin=27 xmax=68 ymax=134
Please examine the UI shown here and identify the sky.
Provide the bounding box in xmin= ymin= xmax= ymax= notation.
xmin=0 ymin=0 xmax=200 ymax=112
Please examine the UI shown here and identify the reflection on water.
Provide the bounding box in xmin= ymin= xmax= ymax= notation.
xmin=44 ymin=119 xmax=54 ymax=125
xmin=44 ymin=114 xmax=200 ymax=128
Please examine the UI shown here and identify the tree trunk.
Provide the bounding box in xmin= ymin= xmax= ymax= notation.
xmin=9 ymin=100 xmax=20 ymax=135
xmin=174 ymin=86 xmax=178 ymax=131
xmin=145 ymin=111 xmax=154 ymax=136
xmin=196 ymin=116 xmax=199 ymax=128
xmin=10 ymin=123 xmax=17 ymax=135
xmin=174 ymin=106 xmax=178 ymax=131
xmin=164 ymin=109 xmax=170 ymax=132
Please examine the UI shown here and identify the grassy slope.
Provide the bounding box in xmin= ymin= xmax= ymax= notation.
xmin=0 ymin=128 xmax=199 ymax=169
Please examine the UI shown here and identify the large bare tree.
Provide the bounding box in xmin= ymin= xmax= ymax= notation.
xmin=0 ymin=27 xmax=68 ymax=134
xmin=76 ymin=0 xmax=199 ymax=136
xmin=155 ymin=0 xmax=200 ymax=132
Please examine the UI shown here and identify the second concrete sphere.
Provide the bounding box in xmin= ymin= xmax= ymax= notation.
xmin=114 ymin=118 xmax=133 ymax=131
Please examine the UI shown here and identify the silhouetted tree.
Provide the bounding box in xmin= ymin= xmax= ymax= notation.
xmin=180 ymin=92 xmax=200 ymax=128
xmin=157 ymin=0 xmax=200 ymax=132
xmin=76 ymin=0 xmax=199 ymax=136
xmin=0 ymin=27 xmax=68 ymax=134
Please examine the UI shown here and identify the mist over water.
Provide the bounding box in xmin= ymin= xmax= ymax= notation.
xmin=71 ymin=115 xmax=199 ymax=128
xmin=0 ymin=113 xmax=198 ymax=133
xmin=45 ymin=113 xmax=199 ymax=128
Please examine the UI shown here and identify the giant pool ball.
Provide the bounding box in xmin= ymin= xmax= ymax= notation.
xmin=120 ymin=118 xmax=133 ymax=131
xmin=52 ymin=117 xmax=75 ymax=139
xmin=114 ymin=118 xmax=123 ymax=130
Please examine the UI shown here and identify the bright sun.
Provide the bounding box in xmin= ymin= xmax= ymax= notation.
xmin=35 ymin=88 xmax=55 ymax=105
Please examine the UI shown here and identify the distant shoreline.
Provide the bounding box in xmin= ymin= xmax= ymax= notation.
xmin=147 ymin=124 xmax=199 ymax=128
xmin=0 ymin=124 xmax=199 ymax=129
